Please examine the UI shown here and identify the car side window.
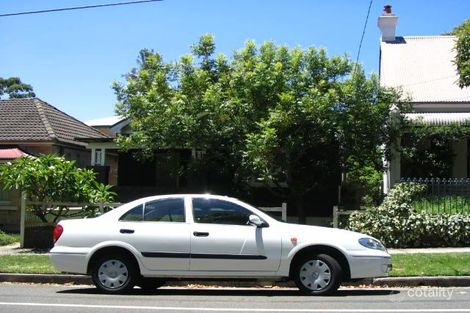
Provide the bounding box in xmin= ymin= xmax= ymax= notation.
xmin=119 ymin=204 xmax=143 ymax=222
xmin=144 ymin=198 xmax=185 ymax=222
xmin=192 ymin=198 xmax=252 ymax=225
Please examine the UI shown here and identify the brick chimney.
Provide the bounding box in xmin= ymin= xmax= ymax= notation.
xmin=378 ymin=4 xmax=398 ymax=42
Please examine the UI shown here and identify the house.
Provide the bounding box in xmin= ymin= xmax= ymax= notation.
xmin=82 ymin=117 xmax=214 ymax=202
xmin=83 ymin=116 xmax=344 ymax=226
xmin=378 ymin=6 xmax=470 ymax=192
xmin=0 ymin=98 xmax=110 ymax=232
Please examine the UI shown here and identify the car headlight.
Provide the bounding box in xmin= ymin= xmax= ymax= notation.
xmin=358 ymin=238 xmax=386 ymax=251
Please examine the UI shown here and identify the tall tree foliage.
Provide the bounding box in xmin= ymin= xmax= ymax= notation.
xmin=114 ymin=35 xmax=405 ymax=222
xmin=450 ymin=19 xmax=470 ymax=88
xmin=0 ymin=77 xmax=36 ymax=99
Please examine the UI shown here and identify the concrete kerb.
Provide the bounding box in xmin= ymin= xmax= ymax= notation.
xmin=1 ymin=273 xmax=470 ymax=288
xmin=0 ymin=273 xmax=92 ymax=285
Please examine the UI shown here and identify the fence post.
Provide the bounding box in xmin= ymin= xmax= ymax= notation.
xmin=333 ymin=205 xmax=338 ymax=228
xmin=281 ymin=202 xmax=287 ymax=222
xmin=20 ymin=191 xmax=26 ymax=248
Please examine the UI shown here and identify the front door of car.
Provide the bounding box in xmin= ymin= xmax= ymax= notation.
xmin=117 ymin=197 xmax=190 ymax=271
xmin=189 ymin=197 xmax=281 ymax=272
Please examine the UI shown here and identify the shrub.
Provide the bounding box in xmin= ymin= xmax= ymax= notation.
xmin=348 ymin=182 xmax=470 ymax=248
xmin=0 ymin=231 xmax=19 ymax=246
xmin=342 ymin=162 xmax=384 ymax=209
xmin=0 ymin=154 xmax=116 ymax=224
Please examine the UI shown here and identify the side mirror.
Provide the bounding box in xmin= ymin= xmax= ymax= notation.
xmin=249 ymin=215 xmax=268 ymax=228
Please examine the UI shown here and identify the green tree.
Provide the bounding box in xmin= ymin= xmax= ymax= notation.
xmin=449 ymin=19 xmax=470 ymax=88
xmin=0 ymin=77 xmax=36 ymax=99
xmin=243 ymin=69 xmax=406 ymax=221
xmin=114 ymin=35 xmax=405 ymax=223
xmin=0 ymin=155 xmax=115 ymax=223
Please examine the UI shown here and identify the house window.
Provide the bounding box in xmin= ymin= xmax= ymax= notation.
xmin=192 ymin=148 xmax=206 ymax=160
xmin=95 ymin=149 xmax=103 ymax=166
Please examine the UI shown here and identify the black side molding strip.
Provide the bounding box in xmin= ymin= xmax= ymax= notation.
xmin=142 ymin=252 xmax=190 ymax=258
xmin=191 ymin=253 xmax=267 ymax=260
xmin=141 ymin=252 xmax=267 ymax=260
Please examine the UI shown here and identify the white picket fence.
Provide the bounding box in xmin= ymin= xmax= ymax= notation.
xmin=259 ymin=203 xmax=287 ymax=221
xmin=332 ymin=205 xmax=357 ymax=228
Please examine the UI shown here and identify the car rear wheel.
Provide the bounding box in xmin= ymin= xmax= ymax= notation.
xmin=293 ymin=253 xmax=343 ymax=296
xmin=91 ymin=254 xmax=137 ymax=294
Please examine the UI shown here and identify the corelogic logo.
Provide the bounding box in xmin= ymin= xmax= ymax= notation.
xmin=407 ymin=288 xmax=454 ymax=300
xmin=390 ymin=288 xmax=454 ymax=303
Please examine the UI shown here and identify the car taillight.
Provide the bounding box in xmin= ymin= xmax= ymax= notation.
xmin=53 ymin=224 xmax=63 ymax=243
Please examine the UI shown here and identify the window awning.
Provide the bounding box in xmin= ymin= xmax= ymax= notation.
xmin=405 ymin=113 xmax=470 ymax=126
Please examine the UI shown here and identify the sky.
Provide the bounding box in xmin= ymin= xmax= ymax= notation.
xmin=1 ymin=0 xmax=469 ymax=122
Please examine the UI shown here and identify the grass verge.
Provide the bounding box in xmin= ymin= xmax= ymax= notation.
xmin=391 ymin=253 xmax=470 ymax=277
xmin=0 ymin=253 xmax=469 ymax=277
xmin=0 ymin=255 xmax=59 ymax=274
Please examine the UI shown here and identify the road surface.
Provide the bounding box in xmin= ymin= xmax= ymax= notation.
xmin=0 ymin=283 xmax=469 ymax=312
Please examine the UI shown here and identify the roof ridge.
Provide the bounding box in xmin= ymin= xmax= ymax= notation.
xmin=33 ymin=98 xmax=56 ymax=140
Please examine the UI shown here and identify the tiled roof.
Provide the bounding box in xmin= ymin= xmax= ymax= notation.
xmin=0 ymin=148 xmax=30 ymax=159
xmin=380 ymin=36 xmax=470 ymax=103
xmin=0 ymin=98 xmax=109 ymax=145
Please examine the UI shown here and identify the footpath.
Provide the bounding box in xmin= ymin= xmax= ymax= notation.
xmin=1 ymin=243 xmax=469 ymax=288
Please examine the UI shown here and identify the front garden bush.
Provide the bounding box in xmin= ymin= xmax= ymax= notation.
xmin=0 ymin=231 xmax=19 ymax=246
xmin=348 ymin=182 xmax=470 ymax=248
xmin=0 ymin=154 xmax=116 ymax=224
xmin=0 ymin=155 xmax=116 ymax=248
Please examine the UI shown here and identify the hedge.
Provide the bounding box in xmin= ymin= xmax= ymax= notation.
xmin=348 ymin=183 xmax=470 ymax=248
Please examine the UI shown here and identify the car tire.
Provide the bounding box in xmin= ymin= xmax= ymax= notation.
xmin=137 ymin=278 xmax=166 ymax=291
xmin=293 ymin=253 xmax=343 ymax=296
xmin=91 ymin=253 xmax=138 ymax=294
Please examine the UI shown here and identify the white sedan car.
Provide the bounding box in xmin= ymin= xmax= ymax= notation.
xmin=50 ymin=194 xmax=391 ymax=295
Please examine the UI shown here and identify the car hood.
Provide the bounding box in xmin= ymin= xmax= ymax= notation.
xmin=278 ymin=223 xmax=385 ymax=253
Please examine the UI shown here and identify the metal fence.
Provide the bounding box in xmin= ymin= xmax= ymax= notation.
xmin=401 ymin=177 xmax=470 ymax=214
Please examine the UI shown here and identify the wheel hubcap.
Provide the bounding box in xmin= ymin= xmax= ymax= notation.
xmin=299 ymin=259 xmax=331 ymax=291
xmin=98 ymin=260 xmax=129 ymax=289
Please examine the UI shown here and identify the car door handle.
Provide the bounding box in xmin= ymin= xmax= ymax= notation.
xmin=193 ymin=231 xmax=209 ymax=237
xmin=120 ymin=229 xmax=134 ymax=234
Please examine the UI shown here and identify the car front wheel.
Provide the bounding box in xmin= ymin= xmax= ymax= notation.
xmin=91 ymin=254 xmax=137 ymax=294
xmin=293 ymin=253 xmax=343 ymax=296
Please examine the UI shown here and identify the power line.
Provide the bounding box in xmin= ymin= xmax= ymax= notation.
xmin=0 ymin=0 xmax=162 ymax=18
xmin=354 ymin=0 xmax=374 ymax=72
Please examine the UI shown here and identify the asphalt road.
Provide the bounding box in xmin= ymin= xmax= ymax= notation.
xmin=0 ymin=283 xmax=469 ymax=313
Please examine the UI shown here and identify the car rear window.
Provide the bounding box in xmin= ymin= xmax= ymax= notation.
xmin=192 ymin=198 xmax=252 ymax=225
xmin=144 ymin=198 xmax=185 ymax=222
xmin=119 ymin=204 xmax=143 ymax=221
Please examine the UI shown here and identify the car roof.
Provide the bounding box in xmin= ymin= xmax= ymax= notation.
xmin=134 ymin=194 xmax=238 ymax=202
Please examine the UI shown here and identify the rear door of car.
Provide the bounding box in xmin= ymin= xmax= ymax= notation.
xmin=117 ymin=197 xmax=191 ymax=271
xmin=189 ymin=197 xmax=281 ymax=272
